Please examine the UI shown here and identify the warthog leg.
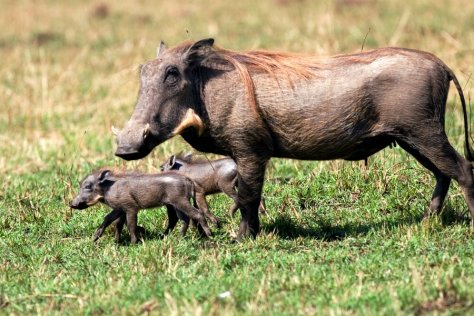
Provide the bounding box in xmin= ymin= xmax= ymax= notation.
xmin=164 ymin=204 xmax=179 ymax=235
xmin=177 ymin=211 xmax=190 ymax=236
xmin=94 ymin=208 xmax=123 ymax=242
xmin=217 ymin=177 xmax=240 ymax=216
xmin=235 ymin=155 xmax=268 ymax=239
xmin=114 ymin=213 xmax=126 ymax=242
xmin=172 ymin=200 xmax=212 ymax=237
xmin=164 ymin=205 xmax=191 ymax=236
xmin=126 ymin=211 xmax=139 ymax=244
xmin=397 ymin=141 xmax=452 ymax=217
xmin=194 ymin=191 xmax=220 ymax=227
xmin=398 ymin=127 xmax=474 ymax=224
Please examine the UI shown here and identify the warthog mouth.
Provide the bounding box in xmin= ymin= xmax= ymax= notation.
xmin=115 ymin=148 xmax=150 ymax=160
xmin=70 ymin=194 xmax=103 ymax=209
xmin=69 ymin=201 xmax=88 ymax=210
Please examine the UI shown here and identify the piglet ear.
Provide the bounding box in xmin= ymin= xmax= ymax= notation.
xmin=156 ymin=41 xmax=167 ymax=57
xmin=169 ymin=155 xmax=176 ymax=167
xmin=183 ymin=152 xmax=193 ymax=161
xmin=98 ymin=170 xmax=113 ymax=185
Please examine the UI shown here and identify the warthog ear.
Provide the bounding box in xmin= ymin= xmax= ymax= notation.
xmin=169 ymin=155 xmax=176 ymax=167
xmin=98 ymin=169 xmax=115 ymax=186
xmin=185 ymin=38 xmax=233 ymax=71
xmin=156 ymin=41 xmax=167 ymax=57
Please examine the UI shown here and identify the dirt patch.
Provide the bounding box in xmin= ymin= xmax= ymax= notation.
xmin=415 ymin=290 xmax=474 ymax=315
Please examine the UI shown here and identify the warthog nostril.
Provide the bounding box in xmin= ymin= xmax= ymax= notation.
xmin=70 ymin=201 xmax=84 ymax=209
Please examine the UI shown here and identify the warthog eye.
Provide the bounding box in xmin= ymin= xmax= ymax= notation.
xmin=164 ymin=66 xmax=180 ymax=85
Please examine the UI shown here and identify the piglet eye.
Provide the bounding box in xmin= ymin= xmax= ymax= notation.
xmin=164 ymin=66 xmax=180 ymax=85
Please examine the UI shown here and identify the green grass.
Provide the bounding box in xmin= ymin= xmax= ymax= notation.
xmin=2 ymin=0 xmax=474 ymax=314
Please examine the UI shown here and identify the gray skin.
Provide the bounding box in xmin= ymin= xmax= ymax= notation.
xmin=69 ymin=169 xmax=212 ymax=243
xmin=114 ymin=38 xmax=474 ymax=239
xmin=160 ymin=153 xmax=266 ymax=216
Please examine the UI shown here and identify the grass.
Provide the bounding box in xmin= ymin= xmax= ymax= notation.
xmin=1 ymin=0 xmax=474 ymax=314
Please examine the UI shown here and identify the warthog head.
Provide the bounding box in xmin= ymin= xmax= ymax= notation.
xmin=159 ymin=153 xmax=193 ymax=171
xmin=114 ymin=38 xmax=229 ymax=160
xmin=70 ymin=169 xmax=112 ymax=210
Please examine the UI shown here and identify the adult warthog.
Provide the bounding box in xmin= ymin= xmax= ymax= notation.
xmin=114 ymin=38 xmax=474 ymax=239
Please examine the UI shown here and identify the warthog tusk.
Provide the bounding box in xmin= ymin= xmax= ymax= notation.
xmin=86 ymin=195 xmax=103 ymax=206
xmin=111 ymin=126 xmax=121 ymax=136
xmin=172 ymin=109 xmax=204 ymax=136
xmin=143 ymin=123 xmax=150 ymax=139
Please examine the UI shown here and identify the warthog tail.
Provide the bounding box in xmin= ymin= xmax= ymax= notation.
xmin=448 ymin=68 xmax=474 ymax=162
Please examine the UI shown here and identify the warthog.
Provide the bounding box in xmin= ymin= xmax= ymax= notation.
xmin=114 ymin=38 xmax=474 ymax=239
xmin=160 ymin=152 xmax=266 ymax=216
xmin=70 ymin=168 xmax=212 ymax=243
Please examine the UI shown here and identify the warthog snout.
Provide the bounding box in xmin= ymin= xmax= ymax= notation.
xmin=69 ymin=198 xmax=87 ymax=210
xmin=114 ymin=123 xmax=153 ymax=160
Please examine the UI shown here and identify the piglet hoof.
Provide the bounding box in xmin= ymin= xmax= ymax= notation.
xmin=228 ymin=205 xmax=238 ymax=217
xmin=206 ymin=216 xmax=219 ymax=227
xmin=197 ymin=223 xmax=212 ymax=238
xmin=259 ymin=199 xmax=267 ymax=216
xmin=93 ymin=229 xmax=103 ymax=242
xmin=130 ymin=237 xmax=140 ymax=245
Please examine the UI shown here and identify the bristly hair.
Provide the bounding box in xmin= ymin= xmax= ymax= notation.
xmin=170 ymin=41 xmax=323 ymax=114
xmin=92 ymin=167 xmax=145 ymax=178
xmin=219 ymin=49 xmax=326 ymax=114
xmin=169 ymin=41 xmax=419 ymax=115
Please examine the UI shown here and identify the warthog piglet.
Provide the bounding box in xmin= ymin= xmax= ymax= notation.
xmin=70 ymin=168 xmax=211 ymax=243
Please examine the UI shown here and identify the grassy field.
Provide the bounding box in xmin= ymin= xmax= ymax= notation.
xmin=2 ymin=0 xmax=474 ymax=314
